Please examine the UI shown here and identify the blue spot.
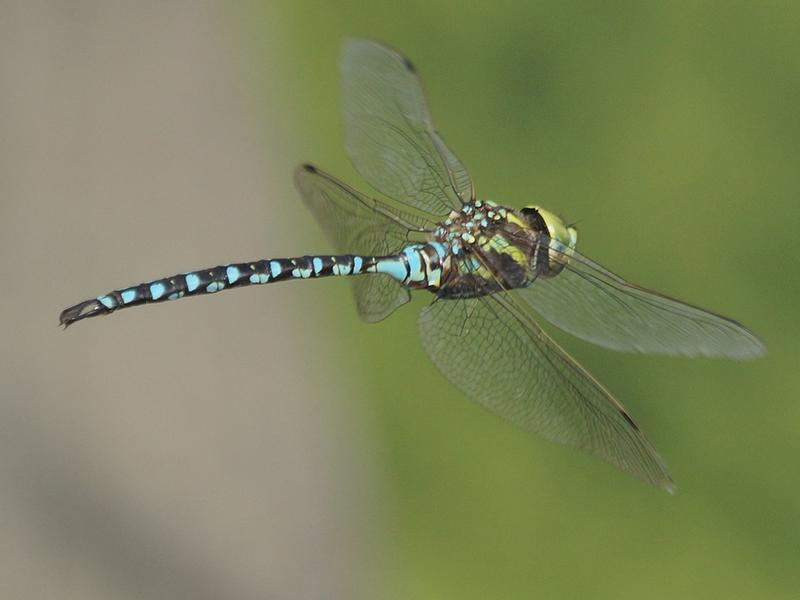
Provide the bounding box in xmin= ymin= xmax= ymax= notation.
xmin=121 ymin=289 xmax=137 ymax=304
xmin=206 ymin=281 xmax=222 ymax=293
xmin=429 ymin=242 xmax=447 ymax=260
xmin=352 ymin=256 xmax=363 ymax=273
xmin=149 ymin=282 xmax=166 ymax=300
xmin=185 ymin=273 xmax=200 ymax=292
xmin=312 ymin=257 xmax=323 ymax=275
xmin=97 ymin=295 xmax=116 ymax=309
xmin=226 ymin=266 xmax=240 ymax=284
xmin=403 ymin=247 xmax=423 ymax=282
xmin=292 ymin=265 xmax=312 ymax=279
xmin=480 ymin=218 xmax=489 ymax=228
xmin=167 ymin=292 xmax=183 ymax=301
xmin=270 ymin=261 xmax=282 ymax=278
xmin=334 ymin=262 xmax=351 ymax=276
xmin=376 ymin=259 xmax=407 ymax=282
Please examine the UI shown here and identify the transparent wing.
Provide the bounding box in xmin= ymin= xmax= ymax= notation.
xmin=417 ymin=291 xmax=674 ymax=491
xmin=294 ymin=164 xmax=433 ymax=254
xmin=295 ymin=164 xmax=432 ymax=322
xmin=519 ymin=245 xmax=766 ymax=359
xmin=341 ymin=38 xmax=474 ymax=216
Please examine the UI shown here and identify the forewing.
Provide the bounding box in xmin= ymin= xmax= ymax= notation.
xmin=295 ymin=164 xmax=431 ymax=321
xmin=341 ymin=38 xmax=474 ymax=215
xmin=417 ymin=292 xmax=674 ymax=491
xmin=519 ymin=246 xmax=766 ymax=359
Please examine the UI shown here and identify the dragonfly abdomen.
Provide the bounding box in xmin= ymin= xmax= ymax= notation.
xmin=59 ymin=245 xmax=448 ymax=327
xmin=61 ymin=254 xmax=376 ymax=327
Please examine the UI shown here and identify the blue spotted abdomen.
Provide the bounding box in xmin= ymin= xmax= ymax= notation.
xmin=59 ymin=245 xmax=449 ymax=327
xmin=60 ymin=254 xmax=376 ymax=326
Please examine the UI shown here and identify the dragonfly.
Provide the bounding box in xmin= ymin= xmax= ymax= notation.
xmin=61 ymin=38 xmax=765 ymax=492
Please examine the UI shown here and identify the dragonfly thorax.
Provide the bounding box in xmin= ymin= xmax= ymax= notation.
xmin=427 ymin=199 xmax=583 ymax=299
xmin=433 ymin=199 xmax=509 ymax=256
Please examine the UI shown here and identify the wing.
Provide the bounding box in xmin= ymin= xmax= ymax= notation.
xmin=341 ymin=38 xmax=474 ymax=216
xmin=295 ymin=164 xmax=432 ymax=322
xmin=417 ymin=291 xmax=674 ymax=491
xmin=518 ymin=246 xmax=766 ymax=359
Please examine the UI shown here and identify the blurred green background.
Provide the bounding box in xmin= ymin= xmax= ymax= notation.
xmin=236 ymin=2 xmax=800 ymax=597
xmin=2 ymin=2 xmax=798 ymax=599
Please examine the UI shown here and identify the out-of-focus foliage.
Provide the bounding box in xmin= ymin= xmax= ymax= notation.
xmin=237 ymin=2 xmax=799 ymax=598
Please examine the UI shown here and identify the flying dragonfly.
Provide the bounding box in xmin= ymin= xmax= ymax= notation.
xmin=61 ymin=39 xmax=766 ymax=492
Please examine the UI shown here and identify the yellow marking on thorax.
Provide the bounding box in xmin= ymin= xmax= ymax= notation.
xmin=505 ymin=213 xmax=528 ymax=229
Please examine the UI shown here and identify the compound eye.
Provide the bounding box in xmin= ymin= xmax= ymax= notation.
xmin=520 ymin=206 xmax=546 ymax=230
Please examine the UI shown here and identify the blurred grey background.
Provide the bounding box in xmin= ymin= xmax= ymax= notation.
xmin=1 ymin=2 xmax=368 ymax=599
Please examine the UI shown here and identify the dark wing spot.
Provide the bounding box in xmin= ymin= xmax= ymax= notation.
xmin=402 ymin=56 xmax=416 ymax=73
xmin=301 ymin=163 xmax=317 ymax=173
xmin=619 ymin=409 xmax=640 ymax=431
